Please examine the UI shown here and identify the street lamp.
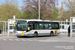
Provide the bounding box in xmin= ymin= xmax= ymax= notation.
xmin=38 ymin=0 xmax=40 ymax=20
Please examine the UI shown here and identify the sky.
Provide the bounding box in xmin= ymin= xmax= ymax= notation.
xmin=18 ymin=0 xmax=23 ymax=4
xmin=56 ymin=0 xmax=63 ymax=9
xmin=18 ymin=0 xmax=64 ymax=9
xmin=18 ymin=0 xmax=63 ymax=10
xmin=0 ymin=0 xmax=63 ymax=10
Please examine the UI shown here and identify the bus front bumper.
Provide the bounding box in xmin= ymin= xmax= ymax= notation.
xmin=16 ymin=32 xmax=34 ymax=36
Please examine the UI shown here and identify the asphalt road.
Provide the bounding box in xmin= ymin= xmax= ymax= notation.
xmin=0 ymin=41 xmax=75 ymax=50
xmin=0 ymin=35 xmax=75 ymax=50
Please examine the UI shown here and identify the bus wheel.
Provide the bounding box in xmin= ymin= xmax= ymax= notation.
xmin=50 ymin=32 xmax=54 ymax=36
xmin=34 ymin=32 xmax=38 ymax=37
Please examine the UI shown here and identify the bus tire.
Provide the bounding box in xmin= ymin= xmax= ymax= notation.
xmin=34 ymin=32 xmax=38 ymax=37
xmin=50 ymin=31 xmax=54 ymax=36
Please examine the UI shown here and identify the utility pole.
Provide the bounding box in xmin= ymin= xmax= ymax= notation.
xmin=38 ymin=0 xmax=40 ymax=20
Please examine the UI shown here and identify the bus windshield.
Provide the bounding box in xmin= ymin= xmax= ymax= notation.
xmin=17 ymin=24 xmax=27 ymax=31
xmin=17 ymin=21 xmax=27 ymax=31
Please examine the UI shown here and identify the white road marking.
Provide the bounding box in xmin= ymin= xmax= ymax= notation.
xmin=15 ymin=39 xmax=20 ymax=41
xmin=32 ymin=39 xmax=38 ymax=41
xmin=21 ymin=39 xmax=26 ymax=41
xmin=1 ymin=39 xmax=75 ymax=42
xmin=8 ymin=39 xmax=13 ymax=41
xmin=26 ymin=39 xmax=33 ymax=41
xmin=0 ymin=39 xmax=40 ymax=42
xmin=3 ymin=39 xmax=7 ymax=41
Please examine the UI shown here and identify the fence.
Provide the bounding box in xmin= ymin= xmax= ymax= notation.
xmin=70 ymin=17 xmax=75 ymax=37
xmin=59 ymin=21 xmax=70 ymax=33
xmin=0 ymin=21 xmax=7 ymax=34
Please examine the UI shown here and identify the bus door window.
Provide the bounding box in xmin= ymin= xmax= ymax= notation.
xmin=28 ymin=24 xmax=32 ymax=27
xmin=28 ymin=22 xmax=33 ymax=30
xmin=28 ymin=24 xmax=32 ymax=30
xmin=34 ymin=23 xmax=39 ymax=29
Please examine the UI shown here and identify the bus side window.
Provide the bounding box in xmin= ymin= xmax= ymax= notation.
xmin=39 ymin=23 xmax=43 ymax=29
xmin=55 ymin=24 xmax=59 ymax=29
xmin=44 ymin=24 xmax=48 ymax=29
xmin=49 ymin=24 xmax=51 ymax=29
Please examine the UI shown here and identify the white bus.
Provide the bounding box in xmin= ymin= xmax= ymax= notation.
xmin=15 ymin=20 xmax=60 ymax=37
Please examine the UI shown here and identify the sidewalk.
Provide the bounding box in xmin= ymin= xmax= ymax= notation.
xmin=0 ymin=33 xmax=17 ymax=39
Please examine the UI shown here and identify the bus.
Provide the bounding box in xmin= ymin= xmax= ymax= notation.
xmin=15 ymin=19 xmax=60 ymax=37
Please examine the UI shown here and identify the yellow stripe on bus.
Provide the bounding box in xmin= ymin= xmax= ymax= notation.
xmin=55 ymin=29 xmax=58 ymax=35
xmin=22 ymin=31 xmax=24 ymax=36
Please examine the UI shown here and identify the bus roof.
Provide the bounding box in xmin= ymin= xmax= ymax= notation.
xmin=28 ymin=21 xmax=59 ymax=23
xmin=26 ymin=19 xmax=42 ymax=22
xmin=17 ymin=19 xmax=59 ymax=23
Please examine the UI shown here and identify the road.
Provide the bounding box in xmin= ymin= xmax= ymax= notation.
xmin=0 ymin=41 xmax=75 ymax=50
xmin=0 ymin=35 xmax=75 ymax=50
